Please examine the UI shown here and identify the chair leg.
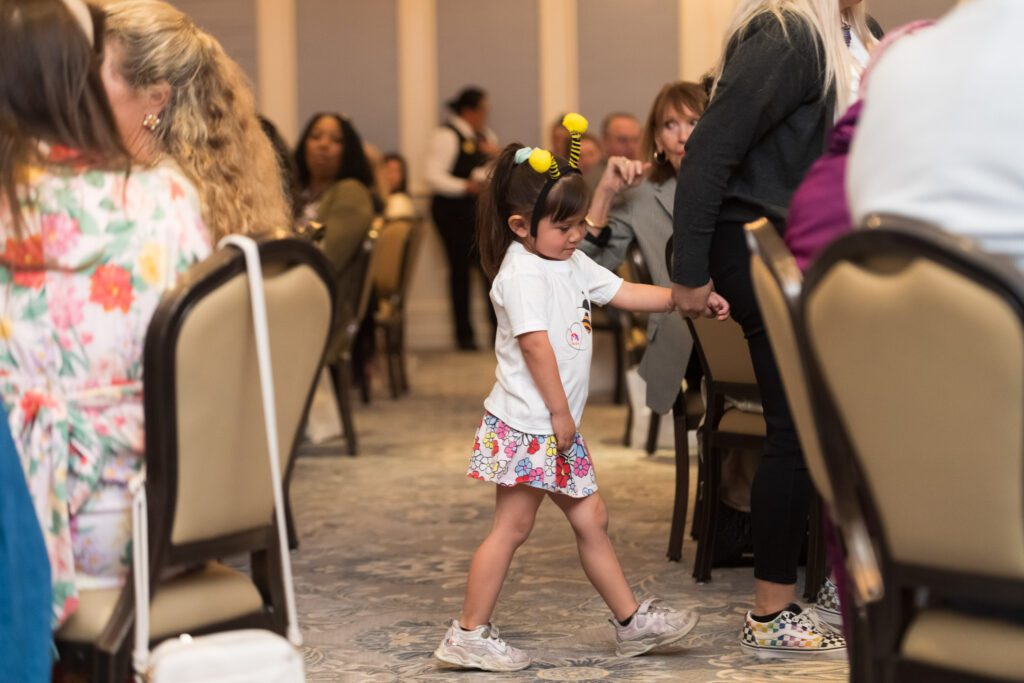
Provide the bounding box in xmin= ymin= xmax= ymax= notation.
xmin=612 ymin=316 xmax=626 ymax=405
xmin=693 ymin=441 xmax=722 ymax=582
xmin=645 ymin=411 xmax=661 ymax=455
xmin=330 ymin=360 xmax=358 ymax=456
xmin=397 ymin=323 xmax=410 ymax=395
xmin=385 ymin=326 xmax=401 ymax=399
xmin=285 ymin=493 xmax=299 ymax=550
xmin=358 ymin=356 xmax=372 ymax=405
xmin=667 ymin=394 xmax=689 ymax=562
xmin=690 ymin=429 xmax=704 ymax=540
xmin=622 ymin=402 xmax=633 ymax=447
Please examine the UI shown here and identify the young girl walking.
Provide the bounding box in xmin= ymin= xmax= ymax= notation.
xmin=434 ymin=116 xmax=730 ymax=672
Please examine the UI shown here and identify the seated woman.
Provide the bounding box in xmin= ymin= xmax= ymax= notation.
xmin=580 ymin=81 xmax=707 ymax=418
xmin=382 ymin=152 xmax=416 ymax=220
xmin=0 ymin=0 xmax=209 ymax=627
xmin=102 ymin=0 xmax=291 ymax=240
xmin=294 ymin=113 xmax=379 ymax=361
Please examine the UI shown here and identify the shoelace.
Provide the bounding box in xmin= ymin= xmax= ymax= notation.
xmin=791 ymin=608 xmax=839 ymax=637
xmin=638 ymin=597 xmax=674 ymax=616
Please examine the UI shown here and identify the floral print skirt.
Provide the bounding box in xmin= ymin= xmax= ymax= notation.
xmin=467 ymin=413 xmax=597 ymax=498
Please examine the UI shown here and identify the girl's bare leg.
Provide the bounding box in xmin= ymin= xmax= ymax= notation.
xmin=548 ymin=491 xmax=639 ymax=622
xmin=460 ymin=485 xmax=547 ymax=628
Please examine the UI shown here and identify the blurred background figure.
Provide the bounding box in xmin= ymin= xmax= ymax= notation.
xmin=424 ymin=86 xmax=498 ymax=351
xmin=102 ymin=0 xmax=290 ymax=240
xmin=382 ymin=152 xmax=416 ymax=220
xmin=578 ymin=132 xmax=604 ymax=176
xmin=601 ymin=112 xmax=642 ymax=160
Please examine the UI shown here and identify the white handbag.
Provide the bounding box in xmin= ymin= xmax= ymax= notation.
xmin=131 ymin=235 xmax=306 ymax=682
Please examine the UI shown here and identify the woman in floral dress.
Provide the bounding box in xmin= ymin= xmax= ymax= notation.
xmin=0 ymin=0 xmax=210 ymax=627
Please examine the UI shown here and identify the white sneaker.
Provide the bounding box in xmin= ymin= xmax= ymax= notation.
xmin=434 ymin=619 xmax=531 ymax=672
xmin=741 ymin=604 xmax=847 ymax=659
xmin=611 ymin=598 xmax=700 ymax=657
xmin=814 ymin=577 xmax=843 ymax=628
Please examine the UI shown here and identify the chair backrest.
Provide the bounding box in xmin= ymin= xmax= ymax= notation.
xmin=143 ymin=237 xmax=334 ymax=566
xmin=373 ymin=216 xmax=423 ymax=308
xmin=624 ymin=240 xmax=654 ymax=286
xmin=746 ymin=219 xmax=834 ymax=505
xmin=326 ymin=219 xmax=381 ymax=362
xmin=802 ymin=217 xmax=1024 ymax=581
xmin=748 ymin=218 xmax=883 ymax=605
xmin=688 ymin=316 xmax=757 ymax=389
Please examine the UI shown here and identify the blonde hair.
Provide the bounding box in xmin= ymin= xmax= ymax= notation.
xmin=711 ymin=0 xmax=876 ymax=115
xmin=104 ymin=0 xmax=290 ymax=240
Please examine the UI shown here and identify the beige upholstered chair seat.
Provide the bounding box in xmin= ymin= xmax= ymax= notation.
xmin=717 ymin=407 xmax=766 ymax=437
xmin=902 ymin=609 xmax=1024 ymax=682
xmin=57 ymin=562 xmax=263 ymax=643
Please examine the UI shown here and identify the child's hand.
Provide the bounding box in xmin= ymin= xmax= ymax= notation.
xmin=707 ymin=292 xmax=731 ymax=320
xmin=551 ymin=410 xmax=577 ymax=453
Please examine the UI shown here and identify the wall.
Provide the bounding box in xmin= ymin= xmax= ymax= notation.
xmin=870 ymin=0 xmax=958 ymax=29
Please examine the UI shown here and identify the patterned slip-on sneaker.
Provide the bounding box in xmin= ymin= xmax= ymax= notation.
xmin=814 ymin=577 xmax=843 ymax=629
xmin=741 ymin=604 xmax=847 ymax=660
xmin=434 ymin=619 xmax=531 ymax=672
xmin=611 ymin=598 xmax=700 ymax=657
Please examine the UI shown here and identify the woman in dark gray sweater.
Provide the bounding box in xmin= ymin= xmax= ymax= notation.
xmin=672 ymin=0 xmax=880 ymax=658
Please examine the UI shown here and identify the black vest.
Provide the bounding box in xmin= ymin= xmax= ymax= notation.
xmin=431 ymin=123 xmax=488 ymax=225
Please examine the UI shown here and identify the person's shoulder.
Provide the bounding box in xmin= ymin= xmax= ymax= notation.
xmin=741 ymin=9 xmax=818 ymax=50
xmin=122 ymin=162 xmax=198 ymax=199
xmin=494 ymin=243 xmax=547 ymax=281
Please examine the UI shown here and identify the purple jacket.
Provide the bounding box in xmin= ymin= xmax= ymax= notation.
xmin=784 ymin=101 xmax=863 ymax=271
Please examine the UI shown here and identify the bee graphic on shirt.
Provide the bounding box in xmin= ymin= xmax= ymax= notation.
xmin=566 ymin=295 xmax=593 ymax=354
xmin=580 ymin=298 xmax=592 ymax=333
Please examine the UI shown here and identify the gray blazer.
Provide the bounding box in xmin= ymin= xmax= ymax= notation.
xmin=580 ymin=177 xmax=693 ymax=414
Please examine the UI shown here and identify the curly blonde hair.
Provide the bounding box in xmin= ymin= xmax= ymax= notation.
xmin=103 ymin=0 xmax=290 ymax=240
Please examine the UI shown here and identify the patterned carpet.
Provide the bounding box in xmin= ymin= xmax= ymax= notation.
xmin=290 ymin=350 xmax=849 ymax=682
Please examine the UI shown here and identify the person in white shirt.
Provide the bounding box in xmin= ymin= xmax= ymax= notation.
xmin=848 ymin=0 xmax=1024 ymax=267
xmin=425 ymin=87 xmax=499 ymax=350
xmin=434 ymin=121 xmax=728 ymax=673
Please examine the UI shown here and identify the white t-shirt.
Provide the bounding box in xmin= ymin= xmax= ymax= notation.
xmin=484 ymin=242 xmax=623 ymax=434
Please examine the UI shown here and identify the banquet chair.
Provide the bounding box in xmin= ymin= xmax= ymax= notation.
xmin=326 ymin=219 xmax=381 ymax=455
xmin=55 ymin=237 xmax=334 ymax=682
xmin=663 ymin=238 xmax=763 ymax=573
xmin=373 ymin=216 xmax=424 ymax=398
xmin=685 ymin=313 xmax=765 ymax=581
xmin=801 ymin=216 xmax=1024 ymax=682
xmin=746 ymin=217 xmax=878 ymax=603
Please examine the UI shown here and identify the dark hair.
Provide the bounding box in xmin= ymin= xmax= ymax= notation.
xmin=383 ymin=152 xmax=407 ymax=194
xmin=0 ymin=0 xmax=127 ymax=232
xmin=447 ymin=87 xmax=486 ymax=114
xmin=644 ymin=81 xmax=708 ymax=185
xmin=259 ymin=115 xmax=301 ymax=217
xmin=294 ymin=112 xmax=377 ymax=194
xmin=477 ymin=144 xmax=590 ymax=279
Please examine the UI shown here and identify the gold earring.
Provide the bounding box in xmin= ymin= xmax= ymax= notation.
xmin=142 ymin=113 xmax=161 ymax=131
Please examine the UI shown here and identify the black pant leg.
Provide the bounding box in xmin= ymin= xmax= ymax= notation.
xmin=432 ymin=200 xmax=476 ymax=347
xmin=708 ymin=221 xmax=812 ymax=586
